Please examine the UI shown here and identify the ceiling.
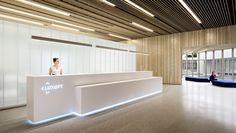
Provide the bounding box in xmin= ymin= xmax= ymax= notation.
xmin=0 ymin=0 xmax=235 ymax=41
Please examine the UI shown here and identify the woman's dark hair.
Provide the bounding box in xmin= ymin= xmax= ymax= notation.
xmin=53 ymin=58 xmax=59 ymax=63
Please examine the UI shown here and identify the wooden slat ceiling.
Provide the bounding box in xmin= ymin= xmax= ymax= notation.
xmin=0 ymin=0 xmax=235 ymax=41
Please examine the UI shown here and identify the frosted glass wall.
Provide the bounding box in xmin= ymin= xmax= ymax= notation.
xmin=0 ymin=20 xmax=136 ymax=108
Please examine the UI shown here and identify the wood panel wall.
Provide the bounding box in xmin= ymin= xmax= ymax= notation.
xmin=125 ymin=34 xmax=182 ymax=84
xmin=125 ymin=25 xmax=236 ymax=84
xmin=181 ymin=25 xmax=236 ymax=51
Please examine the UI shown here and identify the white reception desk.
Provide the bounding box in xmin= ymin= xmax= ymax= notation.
xmin=27 ymin=71 xmax=162 ymax=124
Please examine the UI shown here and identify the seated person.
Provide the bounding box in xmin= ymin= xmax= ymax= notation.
xmin=209 ymin=71 xmax=217 ymax=81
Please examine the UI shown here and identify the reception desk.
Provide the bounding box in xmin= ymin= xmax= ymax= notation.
xmin=27 ymin=71 xmax=162 ymax=124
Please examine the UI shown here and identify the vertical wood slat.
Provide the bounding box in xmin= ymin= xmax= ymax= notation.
xmin=126 ymin=34 xmax=182 ymax=84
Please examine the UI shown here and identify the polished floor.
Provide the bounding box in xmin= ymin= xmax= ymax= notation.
xmin=1 ymin=80 xmax=236 ymax=133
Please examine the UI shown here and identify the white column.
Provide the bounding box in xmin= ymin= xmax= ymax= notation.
xmin=186 ymin=54 xmax=188 ymax=76
xmin=192 ymin=53 xmax=194 ymax=77
xmin=232 ymin=48 xmax=234 ymax=81
xmin=197 ymin=52 xmax=200 ymax=77
xmin=222 ymin=49 xmax=224 ymax=79
xmin=205 ymin=51 xmax=207 ymax=77
xmin=212 ymin=50 xmax=215 ymax=72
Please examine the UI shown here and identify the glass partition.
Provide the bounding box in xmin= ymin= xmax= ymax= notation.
xmin=183 ymin=48 xmax=236 ymax=81
xmin=224 ymin=49 xmax=232 ymax=80
xmin=206 ymin=51 xmax=213 ymax=76
xmin=192 ymin=54 xmax=198 ymax=76
xmin=182 ymin=54 xmax=187 ymax=76
xmin=234 ymin=49 xmax=236 ymax=81
xmin=199 ymin=52 xmax=205 ymax=76
xmin=215 ymin=50 xmax=222 ymax=79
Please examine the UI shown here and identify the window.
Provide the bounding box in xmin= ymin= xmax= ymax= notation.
xmin=199 ymin=52 xmax=205 ymax=76
xmin=182 ymin=54 xmax=187 ymax=76
xmin=182 ymin=48 xmax=236 ymax=80
xmin=192 ymin=54 xmax=198 ymax=76
xmin=215 ymin=50 xmax=222 ymax=79
xmin=182 ymin=53 xmax=197 ymax=77
xmin=206 ymin=51 xmax=213 ymax=76
xmin=224 ymin=49 xmax=232 ymax=80
xmin=234 ymin=48 xmax=236 ymax=81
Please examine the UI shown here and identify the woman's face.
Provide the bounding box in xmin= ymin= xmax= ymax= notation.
xmin=54 ymin=59 xmax=60 ymax=65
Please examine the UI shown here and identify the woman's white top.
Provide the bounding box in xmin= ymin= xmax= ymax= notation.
xmin=50 ymin=66 xmax=62 ymax=75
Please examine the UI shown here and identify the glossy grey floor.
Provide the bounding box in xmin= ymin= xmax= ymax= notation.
xmin=1 ymin=80 xmax=236 ymax=133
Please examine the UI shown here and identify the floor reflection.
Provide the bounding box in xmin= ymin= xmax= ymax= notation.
xmin=182 ymin=79 xmax=236 ymax=130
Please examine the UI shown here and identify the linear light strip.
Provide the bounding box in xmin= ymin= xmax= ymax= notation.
xmin=101 ymin=0 xmax=115 ymax=7
xmin=0 ymin=14 xmax=44 ymax=26
xmin=131 ymin=22 xmax=153 ymax=32
xmin=27 ymin=112 xmax=75 ymax=125
xmin=0 ymin=5 xmax=95 ymax=31
xmin=108 ymin=34 xmax=131 ymax=40
xmin=77 ymin=90 xmax=162 ymax=117
xmin=178 ymin=0 xmax=202 ymax=23
xmin=51 ymin=24 xmax=79 ymax=31
xmin=124 ymin=0 xmax=154 ymax=17
xmin=27 ymin=90 xmax=162 ymax=125
xmin=0 ymin=5 xmax=51 ymax=21
xmin=16 ymin=0 xmax=70 ymax=16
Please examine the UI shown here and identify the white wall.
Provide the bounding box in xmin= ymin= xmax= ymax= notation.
xmin=0 ymin=20 xmax=136 ymax=108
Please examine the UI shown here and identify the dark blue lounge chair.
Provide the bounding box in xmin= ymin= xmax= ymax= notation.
xmin=185 ymin=76 xmax=210 ymax=82
xmin=211 ymin=80 xmax=236 ymax=87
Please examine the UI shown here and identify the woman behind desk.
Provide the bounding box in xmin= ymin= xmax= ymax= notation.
xmin=49 ymin=58 xmax=63 ymax=75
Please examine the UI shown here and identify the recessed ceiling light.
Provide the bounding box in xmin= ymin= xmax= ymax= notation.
xmin=124 ymin=0 xmax=154 ymax=17
xmin=131 ymin=22 xmax=153 ymax=32
xmin=16 ymin=0 xmax=71 ymax=16
xmin=108 ymin=34 xmax=131 ymax=40
xmin=101 ymin=0 xmax=116 ymax=7
xmin=0 ymin=14 xmax=44 ymax=26
xmin=178 ymin=0 xmax=202 ymax=23
xmin=0 ymin=5 xmax=95 ymax=31
xmin=51 ymin=24 xmax=79 ymax=32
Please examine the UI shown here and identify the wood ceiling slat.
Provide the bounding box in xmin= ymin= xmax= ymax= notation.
xmin=234 ymin=0 xmax=236 ymax=24
xmin=109 ymin=0 xmax=170 ymax=34
xmin=41 ymin=0 xmax=153 ymax=37
xmin=168 ymin=0 xmax=201 ymax=30
xmin=233 ymin=0 xmax=236 ymax=24
xmin=151 ymin=0 xmax=196 ymax=31
xmin=203 ymin=0 xmax=220 ymax=28
xmin=160 ymin=0 xmax=199 ymax=31
xmin=229 ymin=0 xmax=236 ymax=24
xmin=200 ymin=0 xmax=218 ymax=28
xmin=130 ymin=0 xmax=181 ymax=33
xmin=142 ymin=0 xmax=185 ymax=32
xmin=0 ymin=0 xmax=234 ymax=41
xmin=156 ymin=0 xmax=187 ymax=32
xmin=1 ymin=0 xmax=116 ymax=30
xmin=223 ymin=0 xmax=231 ymax=25
xmin=214 ymin=0 xmax=225 ymax=26
xmin=185 ymin=0 xmax=205 ymax=27
xmin=135 ymin=0 xmax=179 ymax=33
xmin=0 ymin=1 xmax=114 ymax=31
xmin=170 ymin=0 xmax=201 ymax=30
xmin=213 ymin=0 xmax=225 ymax=26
